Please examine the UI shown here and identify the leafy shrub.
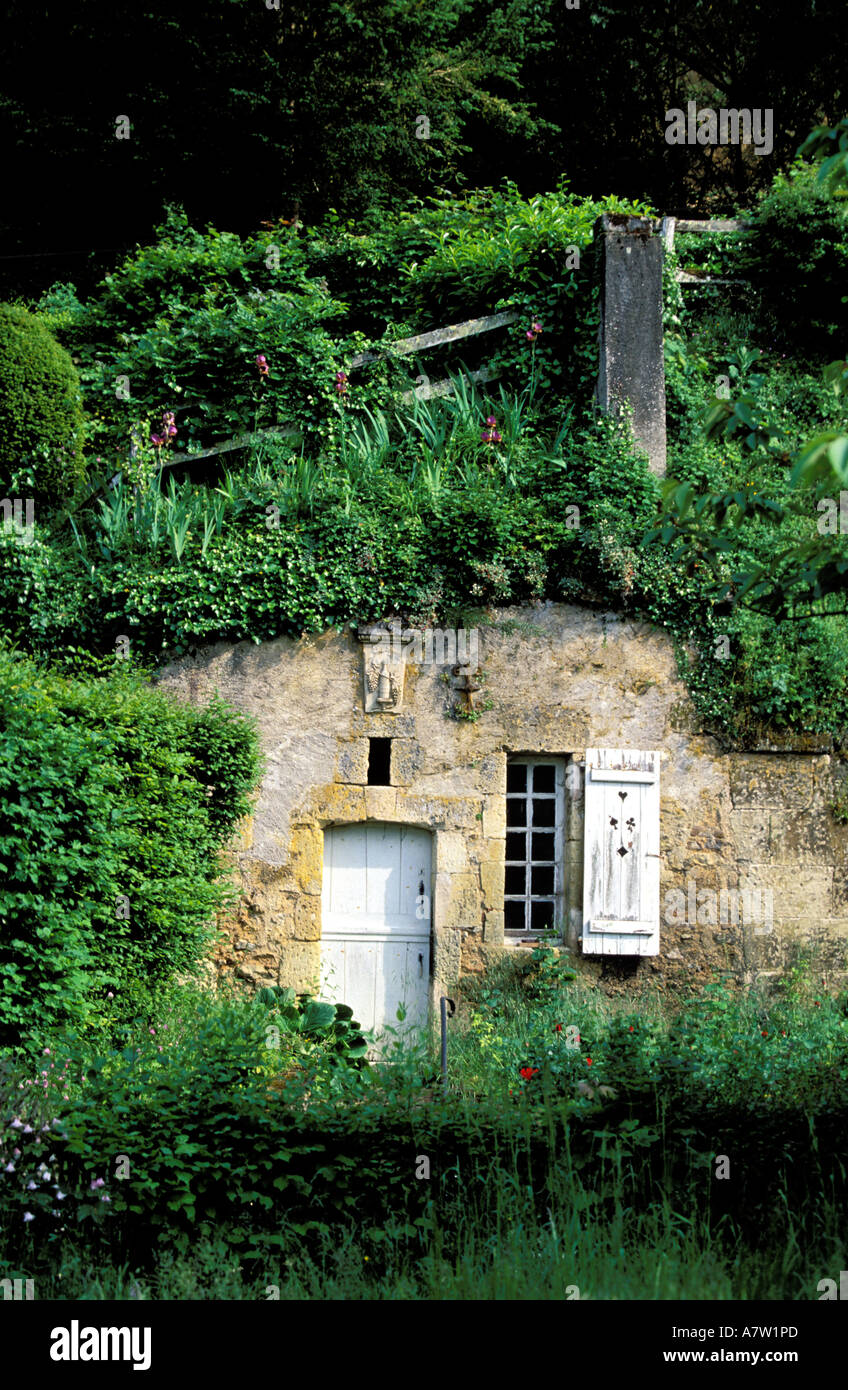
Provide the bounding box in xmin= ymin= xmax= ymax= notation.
xmin=36 ymin=188 xmax=651 ymax=464
xmin=0 ymin=303 xmax=86 ymax=505
xmin=254 ymin=986 xmax=369 ymax=1068
xmin=0 ymin=652 xmax=262 ymax=1055
xmin=744 ymin=163 xmax=848 ymax=352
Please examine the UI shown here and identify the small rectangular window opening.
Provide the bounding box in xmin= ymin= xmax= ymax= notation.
xmin=367 ymin=737 xmax=392 ymax=785
xmin=504 ymin=756 xmax=566 ymax=937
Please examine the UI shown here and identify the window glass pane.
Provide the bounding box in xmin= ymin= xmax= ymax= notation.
xmin=507 ymin=763 xmax=528 ymax=793
xmin=531 ymin=832 xmax=555 ymax=861
xmin=505 ymin=865 xmax=526 ymax=895
xmin=530 ymin=797 xmax=555 ymax=827
xmin=532 ymin=865 xmax=554 ymax=896
xmin=531 ymin=764 xmax=556 ymax=794
xmin=506 ymin=797 xmax=526 ymax=827
xmin=505 ymin=900 xmax=526 ymax=931
xmin=530 ymin=900 xmax=554 ymax=931
xmin=506 ymin=832 xmax=526 ymax=862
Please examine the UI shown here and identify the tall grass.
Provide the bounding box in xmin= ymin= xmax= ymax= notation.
xmin=16 ymin=1164 xmax=845 ymax=1300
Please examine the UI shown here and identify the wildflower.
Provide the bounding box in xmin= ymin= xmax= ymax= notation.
xmin=519 ymin=1066 xmax=540 ymax=1081
xmin=335 ymin=370 xmax=349 ymax=395
xmin=4 ymin=1162 xmax=14 ymax=1173
xmin=554 ymin=1023 xmax=562 ymax=1033
xmin=100 ymin=1194 xmax=111 ymax=1204
xmin=26 ymin=1180 xmax=37 ymax=1190
xmin=814 ymin=1000 xmax=821 ymax=1007
xmin=481 ymin=414 xmax=502 ymax=445
xmin=10 ymin=1119 xmax=22 ymax=1130
xmin=628 ymin=1025 xmax=635 ymax=1032
xmin=586 ymin=1057 xmax=593 ymax=1067
xmin=761 ymin=1030 xmax=768 ymax=1037
xmin=255 ymin=354 xmax=270 ymax=377
xmin=107 ymin=992 xmax=114 ymax=999
xmin=23 ymin=1212 xmax=35 ymax=1223
xmin=22 ymin=1125 xmax=33 ymax=1134
xmin=13 ymin=1149 xmax=20 ymax=1158
xmin=526 ymin=320 xmax=543 ymax=341
xmin=43 ymin=1047 xmax=50 ymax=1056
xmin=150 ymin=432 xmax=164 ymax=447
xmin=55 ymin=1191 xmax=66 ymax=1201
xmin=90 ymin=1177 xmax=105 ymax=1191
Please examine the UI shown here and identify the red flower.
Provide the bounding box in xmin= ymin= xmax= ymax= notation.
xmin=586 ymin=1057 xmax=592 ymax=1066
xmin=814 ymin=1001 xmax=821 ymax=1006
xmin=554 ymin=1024 xmax=562 ymax=1033
xmin=519 ymin=1066 xmax=540 ymax=1081
xmin=761 ymin=1030 xmax=768 ymax=1037
xmin=628 ymin=1025 xmax=634 ymax=1032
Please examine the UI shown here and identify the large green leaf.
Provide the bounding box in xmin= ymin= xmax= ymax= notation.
xmin=302 ymin=1000 xmax=337 ymax=1032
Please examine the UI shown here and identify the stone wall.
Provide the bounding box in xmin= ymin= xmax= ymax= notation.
xmin=156 ymin=603 xmax=848 ymax=1003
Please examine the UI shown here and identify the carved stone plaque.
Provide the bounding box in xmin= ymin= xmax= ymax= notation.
xmin=357 ymin=623 xmax=407 ymax=714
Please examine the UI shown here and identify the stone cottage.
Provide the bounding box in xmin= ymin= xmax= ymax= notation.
xmin=156 ymin=602 xmax=848 ymax=1032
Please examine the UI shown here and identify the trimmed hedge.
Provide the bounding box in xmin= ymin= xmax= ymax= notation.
xmin=0 ymin=303 xmax=86 ymax=505
xmin=0 ymin=652 xmax=262 ymax=1053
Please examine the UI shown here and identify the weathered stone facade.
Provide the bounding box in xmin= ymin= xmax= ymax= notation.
xmin=156 ymin=603 xmax=848 ymax=1004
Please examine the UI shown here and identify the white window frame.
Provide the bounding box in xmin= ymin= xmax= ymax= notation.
xmin=504 ymin=756 xmax=567 ymax=939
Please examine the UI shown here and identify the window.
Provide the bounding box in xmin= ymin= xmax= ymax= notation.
xmin=367 ymin=738 xmax=392 ymax=785
xmin=505 ymin=757 xmax=566 ymax=937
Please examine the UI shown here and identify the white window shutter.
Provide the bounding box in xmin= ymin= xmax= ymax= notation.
xmin=582 ymin=749 xmax=661 ymax=956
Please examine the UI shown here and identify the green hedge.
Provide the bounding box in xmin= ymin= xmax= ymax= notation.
xmin=744 ymin=163 xmax=848 ymax=352
xmin=0 ymin=304 xmax=86 ymax=505
xmin=0 ymin=653 xmax=262 ymax=1053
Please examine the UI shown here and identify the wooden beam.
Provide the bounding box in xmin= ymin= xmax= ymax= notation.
xmin=675 ymin=218 xmax=747 ymax=232
xmin=161 ymin=423 xmax=300 ymax=469
xmin=675 ymin=271 xmax=749 ymax=284
xmin=350 ymin=309 xmax=519 ymax=368
xmin=400 ymin=365 xmax=500 ymax=403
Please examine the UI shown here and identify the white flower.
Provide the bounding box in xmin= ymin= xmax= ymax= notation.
xmin=23 ymin=1211 xmax=34 ymax=1222
xmin=4 ymin=1162 xmax=15 ymax=1174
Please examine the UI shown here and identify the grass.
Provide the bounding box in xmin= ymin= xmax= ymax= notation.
xmin=15 ymin=1180 xmax=846 ymax=1301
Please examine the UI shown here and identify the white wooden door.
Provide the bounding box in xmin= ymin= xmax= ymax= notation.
xmin=582 ymin=748 xmax=661 ymax=956
xmin=320 ymin=822 xmax=431 ymax=1038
